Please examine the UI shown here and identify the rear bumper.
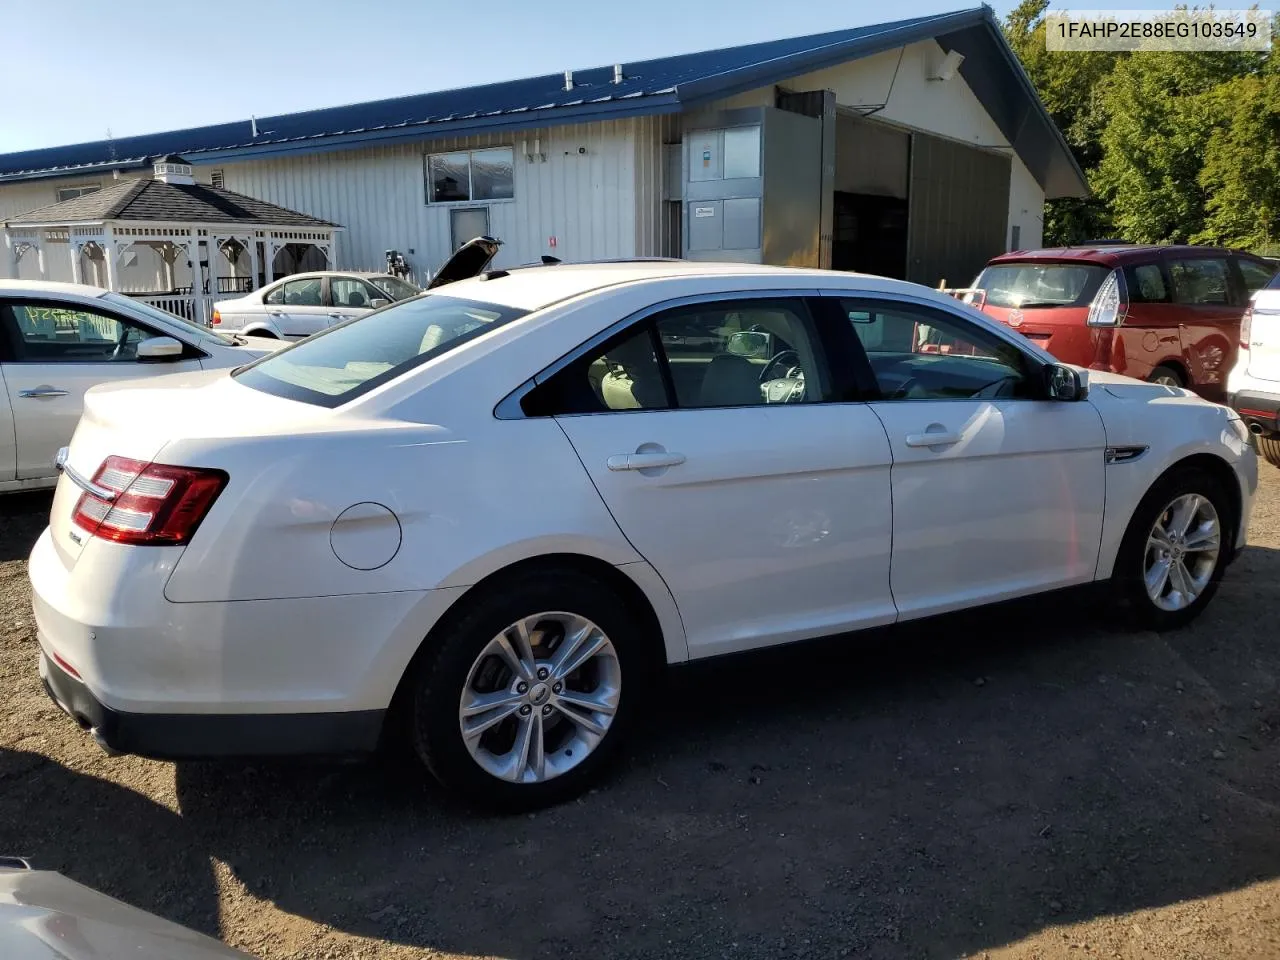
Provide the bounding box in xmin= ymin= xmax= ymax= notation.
xmin=40 ymin=650 xmax=384 ymax=759
xmin=1227 ymin=388 xmax=1280 ymax=435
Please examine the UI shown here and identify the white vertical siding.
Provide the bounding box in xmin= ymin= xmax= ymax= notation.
xmin=218 ymin=120 xmax=641 ymax=280
xmin=1007 ymin=155 xmax=1045 ymax=251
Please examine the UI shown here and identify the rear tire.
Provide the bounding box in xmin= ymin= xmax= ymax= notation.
xmin=1257 ymin=434 xmax=1280 ymax=468
xmin=1111 ymin=466 xmax=1233 ymax=630
xmin=408 ymin=567 xmax=650 ymax=810
xmin=1148 ymin=365 xmax=1184 ymax=388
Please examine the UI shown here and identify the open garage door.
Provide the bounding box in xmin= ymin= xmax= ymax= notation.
xmin=906 ymin=133 xmax=1010 ymax=288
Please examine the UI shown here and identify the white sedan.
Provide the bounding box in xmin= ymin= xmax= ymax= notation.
xmin=31 ymin=262 xmax=1257 ymax=808
xmin=211 ymin=271 xmax=420 ymax=339
xmin=0 ymin=280 xmax=280 ymax=493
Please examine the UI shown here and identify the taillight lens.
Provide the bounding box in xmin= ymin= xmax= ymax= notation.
xmin=211 ymin=309 xmax=221 ymax=325
xmin=1240 ymin=305 xmax=1253 ymax=349
xmin=72 ymin=456 xmax=228 ymax=546
xmin=1086 ymin=270 xmax=1127 ymax=327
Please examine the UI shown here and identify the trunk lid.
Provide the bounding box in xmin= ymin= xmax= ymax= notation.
xmin=425 ymin=236 xmax=502 ymax=288
xmin=50 ymin=369 xmax=325 ymax=567
xmin=979 ymin=304 xmax=1098 ymax=366
xmin=1246 ymin=291 xmax=1280 ymax=382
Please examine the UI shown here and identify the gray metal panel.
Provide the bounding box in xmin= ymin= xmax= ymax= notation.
xmin=905 ymin=133 xmax=1010 ymax=287
xmin=723 ymin=197 xmax=761 ymax=250
xmin=776 ymin=90 xmax=835 ymax=269
xmin=762 ymin=108 xmax=822 ymax=267
xmin=687 ymin=199 xmax=723 ymax=251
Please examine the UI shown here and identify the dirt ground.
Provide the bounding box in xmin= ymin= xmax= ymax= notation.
xmin=2 ymin=472 xmax=1279 ymax=960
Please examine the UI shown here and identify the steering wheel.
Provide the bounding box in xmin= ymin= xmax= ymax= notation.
xmin=759 ymin=349 xmax=801 ymax=383
xmin=889 ymin=376 xmax=921 ymax=400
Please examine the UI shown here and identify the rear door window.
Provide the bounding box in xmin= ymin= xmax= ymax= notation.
xmin=1168 ymin=258 xmax=1230 ymax=306
xmin=1125 ymin=262 xmax=1170 ymax=303
xmin=974 ymin=262 xmax=1109 ymax=308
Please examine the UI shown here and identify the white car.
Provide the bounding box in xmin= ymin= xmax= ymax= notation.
xmin=211 ymin=271 xmax=420 ymax=340
xmin=31 ymin=261 xmax=1257 ymax=809
xmin=1227 ymin=269 xmax=1280 ymax=467
xmin=0 ymin=280 xmax=281 ymax=493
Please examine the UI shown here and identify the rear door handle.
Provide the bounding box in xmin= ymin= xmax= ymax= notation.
xmin=905 ymin=431 xmax=962 ymax=448
xmin=607 ymin=452 xmax=686 ymax=471
xmin=19 ymin=387 xmax=68 ymax=399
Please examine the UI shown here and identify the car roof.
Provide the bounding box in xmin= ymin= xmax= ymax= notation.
xmin=270 ymin=271 xmax=397 ymax=282
xmin=0 ymin=279 xmax=110 ymax=299
xmin=988 ymin=244 xmax=1250 ymax=266
xmin=433 ymin=261 xmax=919 ymax=311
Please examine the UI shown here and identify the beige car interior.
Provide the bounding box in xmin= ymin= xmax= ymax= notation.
xmin=594 ymin=307 xmax=822 ymax=411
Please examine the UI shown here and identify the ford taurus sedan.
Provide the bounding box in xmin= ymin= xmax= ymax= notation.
xmin=30 ymin=262 xmax=1258 ymax=808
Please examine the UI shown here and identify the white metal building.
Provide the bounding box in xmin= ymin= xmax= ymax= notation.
xmin=0 ymin=7 xmax=1085 ymax=291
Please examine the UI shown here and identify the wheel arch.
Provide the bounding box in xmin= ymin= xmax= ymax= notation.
xmin=381 ymin=551 xmax=687 ymax=741
xmin=1150 ymin=358 xmax=1189 ymax=385
xmin=1098 ymin=450 xmax=1243 ymax=580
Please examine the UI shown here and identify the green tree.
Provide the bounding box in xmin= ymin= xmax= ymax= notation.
xmin=1093 ymin=50 xmax=1261 ymax=243
xmin=1197 ymin=67 xmax=1280 ymax=247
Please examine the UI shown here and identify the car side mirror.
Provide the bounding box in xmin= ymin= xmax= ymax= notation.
xmin=135 ymin=336 xmax=184 ymax=361
xmin=369 ymin=298 xmax=390 ymax=309
xmin=1044 ymin=362 xmax=1087 ymax=401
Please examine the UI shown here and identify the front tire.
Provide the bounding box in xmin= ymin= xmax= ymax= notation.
xmin=1112 ymin=466 xmax=1233 ymax=630
xmin=408 ymin=568 xmax=648 ymax=810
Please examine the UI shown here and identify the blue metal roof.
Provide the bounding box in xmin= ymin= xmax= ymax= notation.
xmin=0 ymin=7 xmax=1086 ymax=197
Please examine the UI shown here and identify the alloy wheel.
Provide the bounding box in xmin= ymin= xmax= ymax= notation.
xmin=1144 ymin=493 xmax=1221 ymax=612
xmin=458 ymin=612 xmax=621 ymax=783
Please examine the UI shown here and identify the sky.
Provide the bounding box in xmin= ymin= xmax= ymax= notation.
xmin=0 ymin=0 xmax=1176 ymax=155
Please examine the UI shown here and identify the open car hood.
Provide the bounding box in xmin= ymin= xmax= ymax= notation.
xmin=425 ymin=236 xmax=502 ymax=289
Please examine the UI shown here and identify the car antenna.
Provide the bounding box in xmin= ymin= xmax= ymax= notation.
xmin=541 ymin=255 xmax=562 ymax=265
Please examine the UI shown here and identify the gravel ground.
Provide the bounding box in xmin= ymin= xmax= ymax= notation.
xmin=2 ymin=472 xmax=1279 ymax=960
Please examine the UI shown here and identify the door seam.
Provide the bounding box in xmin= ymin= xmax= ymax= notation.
xmin=864 ymin=404 xmax=901 ymax=623
xmin=549 ymin=415 xmax=691 ymax=659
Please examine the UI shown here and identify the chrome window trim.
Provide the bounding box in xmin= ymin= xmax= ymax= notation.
xmin=494 ymin=287 xmax=823 ymax=420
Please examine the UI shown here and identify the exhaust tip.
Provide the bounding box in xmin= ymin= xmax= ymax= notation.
xmin=89 ymin=728 xmax=123 ymax=757
xmin=1249 ymin=422 xmax=1264 ymax=435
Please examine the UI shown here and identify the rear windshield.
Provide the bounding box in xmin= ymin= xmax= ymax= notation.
xmin=234 ymin=294 xmax=527 ymax=407
xmin=367 ymin=275 xmax=421 ymax=301
xmin=974 ymin=262 xmax=1109 ymax=308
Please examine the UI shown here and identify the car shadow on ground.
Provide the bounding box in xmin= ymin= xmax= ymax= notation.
xmin=4 ymin=547 xmax=1278 ymax=959
xmin=0 ymin=492 xmax=51 ymax=563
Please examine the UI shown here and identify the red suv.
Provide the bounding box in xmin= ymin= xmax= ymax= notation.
xmin=966 ymin=244 xmax=1277 ymax=401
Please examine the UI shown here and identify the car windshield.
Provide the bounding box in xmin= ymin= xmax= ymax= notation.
xmin=233 ymin=294 xmax=527 ymax=407
xmin=102 ymin=292 xmax=235 ymax=345
xmin=367 ymin=276 xmax=420 ymax=301
xmin=974 ymin=263 xmax=1109 ymax=308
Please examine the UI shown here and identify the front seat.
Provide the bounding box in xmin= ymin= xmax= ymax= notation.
xmin=346 ymin=288 xmax=368 ymax=308
xmin=698 ymin=354 xmax=761 ymax=407
xmin=599 ymin=336 xmax=666 ymax=410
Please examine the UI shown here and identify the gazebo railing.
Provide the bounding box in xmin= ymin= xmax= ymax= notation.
xmin=123 ymin=291 xmax=243 ymax=326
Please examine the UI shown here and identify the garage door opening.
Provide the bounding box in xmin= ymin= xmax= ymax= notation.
xmin=832 ymin=116 xmax=910 ymax=280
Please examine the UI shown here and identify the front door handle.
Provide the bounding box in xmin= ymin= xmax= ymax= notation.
xmin=607 ymin=451 xmax=687 ymax=471
xmin=327 ymin=312 xmax=344 ymax=320
xmin=905 ymin=430 xmax=962 ymax=448
xmin=19 ymin=387 xmax=68 ymax=399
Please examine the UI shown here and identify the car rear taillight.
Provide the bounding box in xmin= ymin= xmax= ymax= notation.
xmin=1240 ymin=304 xmax=1253 ymax=349
xmin=71 ymin=456 xmax=228 ymax=546
xmin=1086 ymin=270 xmax=1128 ymax=327
xmin=211 ymin=309 xmax=222 ymax=325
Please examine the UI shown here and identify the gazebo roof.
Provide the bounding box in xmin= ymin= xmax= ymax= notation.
xmin=3 ymin=178 xmax=337 ymax=228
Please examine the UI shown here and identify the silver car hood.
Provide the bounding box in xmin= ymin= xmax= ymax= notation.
xmin=0 ymin=866 xmax=251 ymax=959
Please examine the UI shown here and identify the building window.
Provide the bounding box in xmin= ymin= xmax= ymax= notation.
xmin=425 ymin=148 xmax=514 ymax=204
xmin=210 ymin=169 xmax=225 ymax=189
xmin=56 ymin=184 xmax=101 ymax=202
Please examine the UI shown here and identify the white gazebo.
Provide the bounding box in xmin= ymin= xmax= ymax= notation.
xmin=1 ymin=156 xmax=339 ymax=324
